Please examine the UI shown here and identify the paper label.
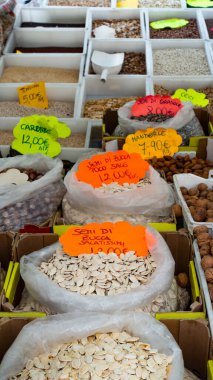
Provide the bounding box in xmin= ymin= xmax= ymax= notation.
xmin=123 ymin=128 xmax=182 ymax=159
xmin=11 ymin=115 xmax=61 ymax=157
xmin=150 ymin=19 xmax=189 ymax=30
xmin=18 ymin=81 xmax=48 ymax=109
xmin=131 ymin=95 xmax=183 ymax=118
xmin=172 ymin=88 xmax=209 ymax=108
xmin=187 ymin=0 xmax=213 ymax=7
xmin=117 ymin=0 xmax=138 ymax=7
xmin=76 ymin=150 xmax=149 ymax=188
xmin=60 ymin=221 xmax=148 ymax=257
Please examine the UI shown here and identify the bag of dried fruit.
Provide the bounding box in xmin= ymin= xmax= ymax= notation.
xmin=0 ymin=312 xmax=184 ymax=380
xmin=20 ymin=225 xmax=176 ymax=315
xmin=62 ymin=152 xmax=174 ymax=225
xmin=118 ymin=101 xmax=204 ymax=145
xmin=0 ymin=0 xmax=16 ymax=56
xmin=0 ymin=154 xmax=66 ymax=231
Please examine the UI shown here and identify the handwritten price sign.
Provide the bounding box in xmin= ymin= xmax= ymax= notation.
xmin=123 ymin=128 xmax=182 ymax=159
xmin=131 ymin=95 xmax=183 ymax=118
xmin=76 ymin=151 xmax=149 ymax=188
xmin=60 ymin=221 xmax=149 ymax=257
xmin=172 ymin=88 xmax=209 ymax=108
xmin=12 ymin=115 xmax=61 ymax=157
xmin=18 ymin=81 xmax=48 ymax=109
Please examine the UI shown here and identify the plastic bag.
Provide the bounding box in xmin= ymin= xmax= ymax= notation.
xmin=0 ymin=0 xmax=16 ymax=55
xmin=20 ymin=226 xmax=175 ymax=313
xmin=118 ymin=101 xmax=204 ymax=145
xmin=0 ymin=154 xmax=66 ymax=231
xmin=0 ymin=311 xmax=184 ymax=380
xmin=63 ymin=155 xmax=174 ymax=217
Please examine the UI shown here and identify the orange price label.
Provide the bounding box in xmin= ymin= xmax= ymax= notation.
xmin=123 ymin=128 xmax=182 ymax=159
xmin=76 ymin=151 xmax=149 ymax=188
xmin=18 ymin=81 xmax=48 ymax=109
xmin=60 ymin=221 xmax=149 ymax=257
xmin=131 ymin=95 xmax=183 ymax=118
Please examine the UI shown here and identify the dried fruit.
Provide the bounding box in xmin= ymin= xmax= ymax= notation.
xmin=176 ymin=273 xmax=188 ymax=288
xmin=201 ymin=255 xmax=213 ymax=271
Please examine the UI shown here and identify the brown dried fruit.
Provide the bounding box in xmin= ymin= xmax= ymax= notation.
xmin=200 ymin=190 xmax=208 ymax=197
xmin=193 ymin=226 xmax=209 ymax=237
xmin=208 ymin=201 xmax=213 ymax=210
xmin=180 ymin=186 xmax=188 ymax=195
xmin=200 ymin=246 xmax=210 ymax=256
xmin=207 ymin=192 xmax=213 ymax=202
xmin=188 ymin=187 xmax=199 ymax=196
xmin=207 ymin=210 xmax=213 ymax=217
xmin=191 ymin=207 xmax=206 ymax=222
xmin=197 ymin=232 xmax=211 ymax=244
xmin=205 ymin=268 xmax=213 ymax=283
xmin=201 ymin=255 xmax=213 ymax=270
xmin=172 ymin=204 xmax=182 ymax=218
xmin=198 ymin=183 xmax=208 ymax=191
xmin=207 ymin=218 xmax=213 ymax=222
xmin=196 ymin=199 xmax=208 ymax=209
xmin=176 ymin=273 xmax=189 ymax=288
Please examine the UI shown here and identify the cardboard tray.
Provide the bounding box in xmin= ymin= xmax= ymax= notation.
xmin=149 ymin=39 xmax=213 ymax=76
xmin=85 ymin=39 xmax=150 ymax=77
xmin=76 ymin=76 xmax=150 ymax=118
xmin=0 ymin=54 xmax=85 ymax=84
xmin=173 ymin=173 xmax=213 ymax=234
xmin=145 ymin=8 xmax=205 ymax=39
xmin=0 ymin=118 xmax=102 ymax=161
xmin=86 ymin=8 xmax=146 ymax=39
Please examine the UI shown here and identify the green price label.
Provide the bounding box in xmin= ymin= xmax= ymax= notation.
xmin=187 ymin=0 xmax=213 ymax=7
xmin=172 ymin=89 xmax=209 ymax=108
xmin=12 ymin=115 xmax=71 ymax=157
xmin=150 ymin=19 xmax=189 ymax=30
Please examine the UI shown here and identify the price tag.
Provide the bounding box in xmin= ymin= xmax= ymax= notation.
xmin=131 ymin=95 xmax=183 ymax=118
xmin=11 ymin=115 xmax=61 ymax=157
xmin=172 ymin=88 xmax=209 ymax=108
xmin=187 ymin=0 xmax=213 ymax=7
xmin=18 ymin=81 xmax=48 ymax=109
xmin=60 ymin=221 xmax=148 ymax=257
xmin=150 ymin=19 xmax=189 ymax=30
xmin=123 ymin=128 xmax=182 ymax=160
xmin=117 ymin=0 xmax=138 ymax=7
xmin=76 ymin=150 xmax=149 ymax=188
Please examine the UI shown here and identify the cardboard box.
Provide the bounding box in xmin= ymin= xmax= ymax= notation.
xmin=0 ymin=317 xmax=210 ymax=379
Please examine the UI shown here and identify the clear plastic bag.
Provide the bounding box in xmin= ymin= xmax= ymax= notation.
xmin=0 ymin=154 xmax=65 ymax=231
xmin=0 ymin=312 xmax=184 ymax=380
xmin=64 ymin=155 xmax=174 ymax=217
xmin=118 ymin=101 xmax=204 ymax=145
xmin=20 ymin=226 xmax=175 ymax=314
xmin=0 ymin=0 xmax=16 ymax=55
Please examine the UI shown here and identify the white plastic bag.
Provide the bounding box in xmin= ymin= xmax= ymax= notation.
xmin=0 ymin=312 xmax=184 ymax=380
xmin=64 ymin=155 xmax=174 ymax=217
xmin=0 ymin=154 xmax=65 ymax=231
xmin=20 ymin=226 xmax=175 ymax=313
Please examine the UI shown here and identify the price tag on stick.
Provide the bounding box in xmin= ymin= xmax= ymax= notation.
xmin=18 ymin=81 xmax=48 ymax=109
xmin=123 ymin=128 xmax=182 ymax=160
xmin=76 ymin=150 xmax=149 ymax=188
xmin=60 ymin=221 xmax=149 ymax=257
xmin=131 ymin=95 xmax=183 ymax=118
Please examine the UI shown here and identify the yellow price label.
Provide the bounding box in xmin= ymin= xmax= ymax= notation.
xmin=172 ymin=88 xmax=209 ymax=108
xmin=123 ymin=128 xmax=182 ymax=159
xmin=117 ymin=0 xmax=138 ymax=7
xmin=18 ymin=81 xmax=48 ymax=110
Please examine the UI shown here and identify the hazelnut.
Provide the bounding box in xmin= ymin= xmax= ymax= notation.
xmin=205 ymin=268 xmax=213 ymax=283
xmin=198 ymin=183 xmax=208 ymax=192
xmin=176 ymin=273 xmax=189 ymax=288
xmin=201 ymin=255 xmax=213 ymax=271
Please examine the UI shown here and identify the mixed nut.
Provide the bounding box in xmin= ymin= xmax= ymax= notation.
xmin=180 ymin=183 xmax=213 ymax=222
xmin=10 ymin=332 xmax=173 ymax=380
xmin=148 ymin=155 xmax=213 ymax=183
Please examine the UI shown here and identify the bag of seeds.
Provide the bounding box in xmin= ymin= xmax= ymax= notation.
xmin=118 ymin=101 xmax=204 ymax=145
xmin=0 ymin=312 xmax=184 ymax=380
xmin=20 ymin=226 xmax=175 ymax=314
xmin=62 ymin=153 xmax=174 ymax=224
xmin=0 ymin=0 xmax=16 ymax=56
xmin=0 ymin=154 xmax=66 ymax=231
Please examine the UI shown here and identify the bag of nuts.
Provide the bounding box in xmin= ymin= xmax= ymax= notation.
xmin=62 ymin=153 xmax=175 ymax=224
xmin=0 ymin=154 xmax=66 ymax=231
xmin=0 ymin=0 xmax=16 ymax=56
xmin=118 ymin=101 xmax=204 ymax=145
xmin=0 ymin=312 xmax=184 ymax=380
xmin=20 ymin=226 xmax=175 ymax=314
